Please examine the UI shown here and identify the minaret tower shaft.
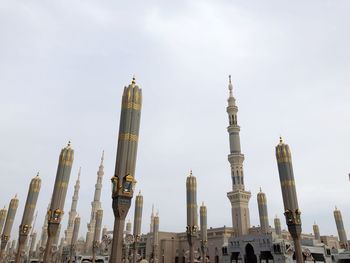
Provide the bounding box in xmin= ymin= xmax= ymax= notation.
xmin=226 ymin=76 xmax=251 ymax=236
xmin=64 ymin=168 xmax=81 ymax=244
xmin=86 ymin=151 xmax=104 ymax=254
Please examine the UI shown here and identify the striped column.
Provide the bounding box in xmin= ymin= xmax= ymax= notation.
xmin=334 ymin=207 xmax=348 ymax=249
xmin=0 ymin=208 xmax=7 ymax=235
xmin=44 ymin=142 xmax=74 ymax=263
xmin=0 ymin=195 xmax=19 ymax=262
xmin=275 ymin=137 xmax=303 ymax=263
xmin=186 ymin=171 xmax=198 ymax=263
xmin=274 ymin=216 xmax=282 ymax=237
xmin=257 ymin=188 xmax=269 ymax=234
xmin=110 ymin=77 xmax=142 ymax=263
xmin=152 ymin=214 xmax=159 ymax=263
xmin=15 ymin=173 xmax=41 ymax=263
xmin=133 ymin=192 xmax=143 ymax=263
xmin=313 ymin=222 xmax=320 ymax=242
xmin=200 ymin=203 xmax=207 ymax=263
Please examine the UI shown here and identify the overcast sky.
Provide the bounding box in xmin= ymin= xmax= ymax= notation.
xmin=0 ymin=0 xmax=350 ymax=242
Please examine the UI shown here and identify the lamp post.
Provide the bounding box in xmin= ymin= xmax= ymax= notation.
xmin=186 ymin=171 xmax=198 ymax=263
xmin=15 ymin=173 xmax=41 ymax=263
xmin=110 ymin=77 xmax=142 ymax=263
xmin=275 ymin=138 xmax=303 ymax=263
xmin=133 ymin=192 xmax=143 ymax=263
xmin=200 ymin=203 xmax=207 ymax=263
xmin=0 ymin=195 xmax=19 ymax=263
xmin=44 ymin=142 xmax=74 ymax=263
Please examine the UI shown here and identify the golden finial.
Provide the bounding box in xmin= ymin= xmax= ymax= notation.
xmin=131 ymin=75 xmax=136 ymax=85
xmin=138 ymin=190 xmax=141 ymax=195
xmin=189 ymin=170 xmax=193 ymax=177
xmin=36 ymin=172 xmax=40 ymax=177
xmin=259 ymin=187 xmax=262 ymax=192
xmin=67 ymin=141 xmax=71 ymax=147
xmin=279 ymin=136 xmax=283 ymax=144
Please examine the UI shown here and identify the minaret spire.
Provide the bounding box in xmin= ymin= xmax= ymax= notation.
xmin=85 ymin=151 xmax=105 ymax=254
xmin=64 ymin=169 xmax=81 ymax=244
xmin=226 ymin=76 xmax=251 ymax=236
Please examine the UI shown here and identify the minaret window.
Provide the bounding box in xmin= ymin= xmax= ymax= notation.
xmin=232 ymin=177 xmax=236 ymax=184
xmin=241 ymin=177 xmax=244 ymax=184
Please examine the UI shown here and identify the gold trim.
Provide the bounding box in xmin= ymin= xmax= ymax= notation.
xmin=119 ymin=133 xmax=138 ymax=142
xmin=281 ymin=180 xmax=295 ymax=187
xmin=122 ymin=102 xmax=141 ymax=111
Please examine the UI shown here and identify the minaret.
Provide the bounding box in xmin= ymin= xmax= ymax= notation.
xmin=200 ymin=203 xmax=207 ymax=263
xmin=0 ymin=195 xmax=19 ymax=261
xmin=152 ymin=213 xmax=159 ymax=263
xmin=274 ymin=216 xmax=282 ymax=238
xmin=126 ymin=220 xmax=132 ymax=235
xmin=70 ymin=216 xmax=81 ymax=262
xmin=149 ymin=205 xmax=155 ymax=233
xmin=133 ymin=192 xmax=143 ymax=263
xmin=226 ymin=76 xmax=251 ymax=236
xmin=110 ymin=76 xmax=142 ymax=263
xmin=39 ymin=201 xmax=50 ymax=251
xmin=313 ymin=222 xmax=320 ymax=242
xmin=186 ymin=171 xmax=198 ymax=263
xmin=86 ymin=152 xmax=104 ymax=254
xmin=257 ymin=188 xmax=270 ymax=234
xmin=0 ymin=207 xmax=7 ymax=235
xmin=44 ymin=142 xmax=74 ymax=263
xmin=92 ymin=209 xmax=103 ymax=263
xmin=29 ymin=232 xmax=37 ymax=259
xmin=65 ymin=168 xmax=81 ymax=244
xmin=334 ymin=207 xmax=348 ymax=249
xmin=15 ymin=174 xmax=41 ymax=263
xmin=275 ymin=138 xmax=303 ymax=263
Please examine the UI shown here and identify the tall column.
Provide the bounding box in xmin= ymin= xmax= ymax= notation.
xmin=334 ymin=207 xmax=348 ymax=249
xmin=65 ymin=168 xmax=81 ymax=244
xmin=28 ymin=232 xmax=37 ymax=259
xmin=225 ymin=76 xmax=251 ymax=236
xmin=152 ymin=213 xmax=159 ymax=263
xmin=86 ymin=152 xmax=104 ymax=254
xmin=275 ymin=137 xmax=303 ymax=263
xmin=274 ymin=216 xmax=282 ymax=238
xmin=313 ymin=222 xmax=320 ymax=242
xmin=133 ymin=192 xmax=143 ymax=263
xmin=110 ymin=77 xmax=142 ymax=263
xmin=149 ymin=205 xmax=155 ymax=234
xmin=257 ymin=188 xmax=270 ymax=234
xmin=92 ymin=209 xmax=103 ymax=263
xmin=186 ymin=171 xmax=198 ymax=263
xmin=126 ymin=220 xmax=132 ymax=235
xmin=200 ymin=203 xmax=207 ymax=263
xmin=44 ymin=142 xmax=74 ymax=263
xmin=15 ymin=174 xmax=41 ymax=263
xmin=0 ymin=195 xmax=19 ymax=262
xmin=38 ymin=200 xmax=50 ymax=257
xmin=70 ymin=216 xmax=80 ymax=263
xmin=0 ymin=208 xmax=7 ymax=235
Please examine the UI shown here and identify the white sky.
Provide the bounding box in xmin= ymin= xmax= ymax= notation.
xmin=0 ymin=0 xmax=349 ymax=242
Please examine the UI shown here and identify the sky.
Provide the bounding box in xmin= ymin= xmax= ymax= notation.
xmin=0 ymin=0 xmax=350 ymax=242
